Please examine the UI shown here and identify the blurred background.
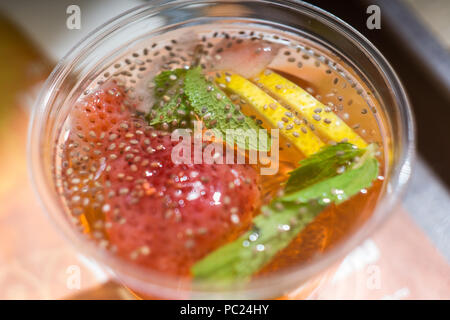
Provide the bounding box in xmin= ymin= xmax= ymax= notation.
xmin=0 ymin=0 xmax=448 ymax=299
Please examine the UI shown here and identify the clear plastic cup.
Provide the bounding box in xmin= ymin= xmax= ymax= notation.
xmin=28 ymin=0 xmax=414 ymax=299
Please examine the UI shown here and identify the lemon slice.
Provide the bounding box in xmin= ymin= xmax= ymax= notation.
xmin=253 ymin=70 xmax=367 ymax=149
xmin=216 ymin=72 xmax=325 ymax=156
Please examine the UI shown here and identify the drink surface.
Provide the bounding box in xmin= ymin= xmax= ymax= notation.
xmin=54 ymin=25 xmax=387 ymax=283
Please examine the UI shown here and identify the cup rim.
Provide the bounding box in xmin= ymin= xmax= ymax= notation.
xmin=28 ymin=0 xmax=415 ymax=298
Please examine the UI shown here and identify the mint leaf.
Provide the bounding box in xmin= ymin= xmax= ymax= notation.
xmin=191 ymin=150 xmax=379 ymax=283
xmin=152 ymin=69 xmax=187 ymax=98
xmin=146 ymin=69 xmax=191 ymax=127
xmin=280 ymin=157 xmax=378 ymax=205
xmin=184 ymin=67 xmax=270 ymax=151
xmin=191 ymin=201 xmax=324 ymax=282
xmin=145 ymin=67 xmax=270 ymax=151
xmin=284 ymin=143 xmax=364 ymax=194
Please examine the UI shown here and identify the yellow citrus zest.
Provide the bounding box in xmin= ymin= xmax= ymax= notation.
xmin=216 ymin=72 xmax=325 ymax=156
xmin=253 ymin=70 xmax=367 ymax=149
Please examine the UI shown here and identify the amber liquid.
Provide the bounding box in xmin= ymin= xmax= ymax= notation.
xmin=255 ymin=62 xmax=386 ymax=274
xmin=55 ymin=25 xmax=388 ymax=284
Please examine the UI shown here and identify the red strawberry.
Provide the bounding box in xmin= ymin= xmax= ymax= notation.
xmin=61 ymin=83 xmax=262 ymax=276
xmin=101 ymin=122 xmax=261 ymax=275
xmin=61 ymin=81 xmax=130 ymax=219
xmin=71 ymin=82 xmax=129 ymax=138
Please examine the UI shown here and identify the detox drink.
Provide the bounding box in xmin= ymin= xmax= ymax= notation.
xmin=54 ymin=25 xmax=387 ymax=284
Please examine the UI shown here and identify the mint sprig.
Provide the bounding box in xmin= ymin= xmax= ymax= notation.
xmin=146 ymin=67 xmax=270 ymax=151
xmin=146 ymin=69 xmax=191 ymax=127
xmin=184 ymin=67 xmax=270 ymax=151
xmin=284 ymin=143 xmax=364 ymax=194
xmin=191 ymin=144 xmax=379 ymax=283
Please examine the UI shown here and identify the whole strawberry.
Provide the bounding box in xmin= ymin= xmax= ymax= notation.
xmin=61 ymin=82 xmax=261 ymax=276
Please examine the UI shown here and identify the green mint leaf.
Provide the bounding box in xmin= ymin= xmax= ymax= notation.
xmin=284 ymin=143 xmax=364 ymax=194
xmin=152 ymin=68 xmax=187 ymax=98
xmin=191 ymin=201 xmax=324 ymax=282
xmin=146 ymin=69 xmax=191 ymax=127
xmin=191 ymin=151 xmax=379 ymax=283
xmin=184 ymin=67 xmax=270 ymax=151
xmin=280 ymin=157 xmax=378 ymax=205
